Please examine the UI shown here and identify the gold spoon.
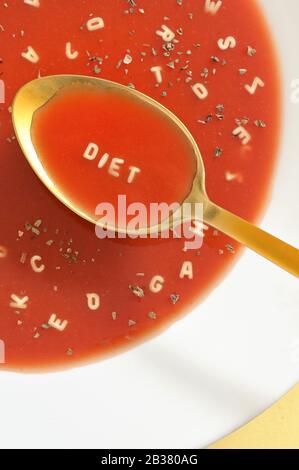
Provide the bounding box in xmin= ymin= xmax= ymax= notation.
xmin=12 ymin=74 xmax=299 ymax=277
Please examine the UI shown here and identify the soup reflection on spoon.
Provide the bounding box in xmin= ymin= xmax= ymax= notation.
xmin=12 ymin=75 xmax=299 ymax=277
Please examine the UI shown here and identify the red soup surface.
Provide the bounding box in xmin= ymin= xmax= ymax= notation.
xmin=0 ymin=0 xmax=280 ymax=371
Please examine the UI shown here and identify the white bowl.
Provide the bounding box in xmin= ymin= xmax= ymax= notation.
xmin=0 ymin=0 xmax=298 ymax=449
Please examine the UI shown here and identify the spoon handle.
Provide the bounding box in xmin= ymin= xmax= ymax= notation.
xmin=204 ymin=201 xmax=299 ymax=278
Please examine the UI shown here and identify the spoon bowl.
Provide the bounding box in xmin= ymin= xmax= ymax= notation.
xmin=12 ymin=75 xmax=207 ymax=234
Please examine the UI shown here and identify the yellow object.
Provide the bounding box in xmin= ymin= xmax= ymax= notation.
xmin=210 ymin=384 xmax=299 ymax=449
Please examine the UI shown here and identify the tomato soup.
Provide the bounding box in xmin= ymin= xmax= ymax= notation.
xmin=31 ymin=84 xmax=197 ymax=223
xmin=0 ymin=0 xmax=280 ymax=371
